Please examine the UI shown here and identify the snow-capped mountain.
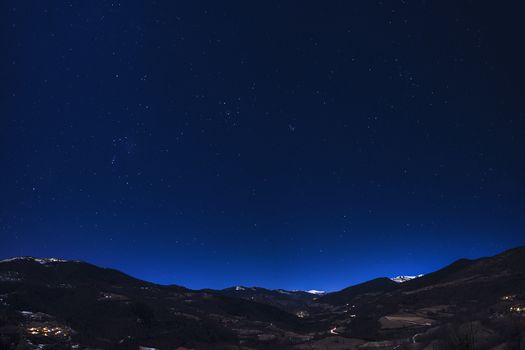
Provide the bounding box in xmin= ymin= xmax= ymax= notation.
xmin=1 ymin=247 xmax=524 ymax=349
xmin=390 ymin=274 xmax=424 ymax=283
xmin=0 ymin=257 xmax=71 ymax=265
xmin=306 ymin=289 xmax=326 ymax=295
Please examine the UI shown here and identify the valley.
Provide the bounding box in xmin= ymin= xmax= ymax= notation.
xmin=1 ymin=247 xmax=524 ymax=349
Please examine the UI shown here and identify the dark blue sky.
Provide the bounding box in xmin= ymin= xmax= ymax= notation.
xmin=1 ymin=1 xmax=524 ymax=291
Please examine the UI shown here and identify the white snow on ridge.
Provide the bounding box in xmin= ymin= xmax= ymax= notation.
xmin=0 ymin=257 xmax=70 ymax=265
xmin=306 ymin=290 xmax=326 ymax=295
xmin=235 ymin=286 xmax=246 ymax=291
xmin=390 ymin=274 xmax=424 ymax=283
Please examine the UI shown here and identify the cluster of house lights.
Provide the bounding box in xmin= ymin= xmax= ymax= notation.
xmin=510 ymin=305 xmax=524 ymax=313
xmin=27 ymin=326 xmax=67 ymax=337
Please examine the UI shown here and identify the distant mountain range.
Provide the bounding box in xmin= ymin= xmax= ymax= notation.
xmin=1 ymin=247 xmax=525 ymax=349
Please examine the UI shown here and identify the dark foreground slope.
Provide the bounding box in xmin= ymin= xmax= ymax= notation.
xmin=305 ymin=247 xmax=525 ymax=349
xmin=0 ymin=258 xmax=303 ymax=350
xmin=1 ymin=247 xmax=525 ymax=350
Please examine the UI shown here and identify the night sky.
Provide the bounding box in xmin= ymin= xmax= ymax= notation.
xmin=1 ymin=1 xmax=524 ymax=291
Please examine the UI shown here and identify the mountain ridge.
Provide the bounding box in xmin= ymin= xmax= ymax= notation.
xmin=2 ymin=246 xmax=525 ymax=294
xmin=1 ymin=246 xmax=525 ymax=349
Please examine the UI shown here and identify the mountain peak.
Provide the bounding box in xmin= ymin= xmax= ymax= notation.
xmin=306 ymin=289 xmax=326 ymax=295
xmin=0 ymin=256 xmax=73 ymax=265
xmin=390 ymin=274 xmax=424 ymax=283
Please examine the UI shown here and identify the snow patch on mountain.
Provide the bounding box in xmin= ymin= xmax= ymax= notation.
xmin=306 ymin=290 xmax=326 ymax=295
xmin=390 ymin=274 xmax=424 ymax=283
xmin=0 ymin=257 xmax=71 ymax=265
